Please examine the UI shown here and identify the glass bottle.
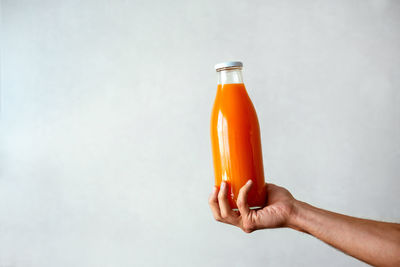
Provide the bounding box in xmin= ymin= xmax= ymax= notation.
xmin=210 ymin=61 xmax=266 ymax=209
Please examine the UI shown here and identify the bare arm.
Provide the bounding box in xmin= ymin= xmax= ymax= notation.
xmin=290 ymin=200 xmax=400 ymax=266
xmin=209 ymin=181 xmax=400 ymax=266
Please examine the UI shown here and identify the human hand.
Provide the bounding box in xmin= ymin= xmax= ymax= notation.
xmin=208 ymin=180 xmax=297 ymax=233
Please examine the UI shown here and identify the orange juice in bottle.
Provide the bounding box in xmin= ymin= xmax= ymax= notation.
xmin=210 ymin=61 xmax=266 ymax=209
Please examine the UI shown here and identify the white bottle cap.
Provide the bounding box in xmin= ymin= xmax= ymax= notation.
xmin=214 ymin=61 xmax=243 ymax=71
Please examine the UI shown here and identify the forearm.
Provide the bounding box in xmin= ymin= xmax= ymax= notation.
xmin=289 ymin=200 xmax=400 ymax=267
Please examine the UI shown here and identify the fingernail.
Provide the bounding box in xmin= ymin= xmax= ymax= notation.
xmin=246 ymin=180 xmax=253 ymax=185
xmin=221 ymin=182 xmax=226 ymax=189
xmin=213 ymin=186 xmax=217 ymax=192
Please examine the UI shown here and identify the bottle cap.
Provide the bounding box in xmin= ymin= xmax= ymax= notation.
xmin=214 ymin=61 xmax=243 ymax=71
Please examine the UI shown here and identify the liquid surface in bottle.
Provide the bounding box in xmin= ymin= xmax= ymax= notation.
xmin=210 ymin=83 xmax=266 ymax=209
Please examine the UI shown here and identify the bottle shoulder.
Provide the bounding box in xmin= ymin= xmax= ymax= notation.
xmin=211 ymin=84 xmax=260 ymax=131
xmin=212 ymin=85 xmax=256 ymax=114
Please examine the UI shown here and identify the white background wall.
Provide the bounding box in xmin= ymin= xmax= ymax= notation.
xmin=1 ymin=0 xmax=399 ymax=266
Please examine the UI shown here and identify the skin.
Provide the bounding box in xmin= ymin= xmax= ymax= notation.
xmin=209 ymin=180 xmax=400 ymax=267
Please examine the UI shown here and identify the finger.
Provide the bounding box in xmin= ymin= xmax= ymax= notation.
xmin=218 ymin=182 xmax=236 ymax=220
xmin=237 ymin=179 xmax=253 ymax=217
xmin=208 ymin=186 xmax=222 ymax=221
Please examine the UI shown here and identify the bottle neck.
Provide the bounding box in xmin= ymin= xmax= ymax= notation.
xmin=217 ymin=68 xmax=243 ymax=85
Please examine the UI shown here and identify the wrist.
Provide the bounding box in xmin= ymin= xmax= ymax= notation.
xmin=287 ymin=200 xmax=307 ymax=232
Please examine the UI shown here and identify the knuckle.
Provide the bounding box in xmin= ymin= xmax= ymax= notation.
xmin=242 ymin=220 xmax=255 ymax=233
xmin=220 ymin=212 xmax=228 ymax=219
xmin=214 ymin=216 xmax=222 ymax=222
xmin=242 ymin=227 xmax=253 ymax=233
xmin=208 ymin=197 xmax=215 ymax=205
